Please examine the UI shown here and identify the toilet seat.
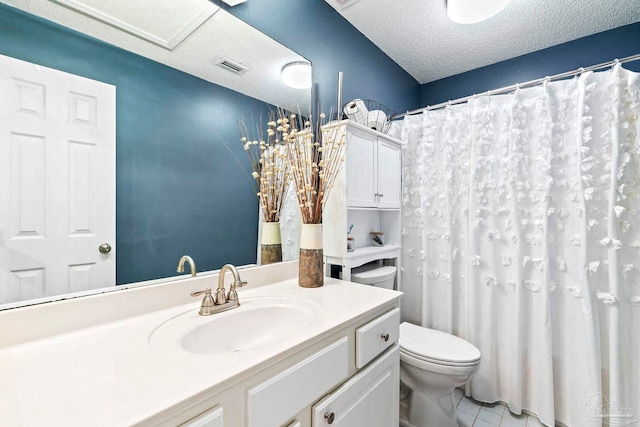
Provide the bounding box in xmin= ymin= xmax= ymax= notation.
xmin=400 ymin=349 xmax=479 ymax=377
xmin=399 ymin=322 xmax=481 ymax=366
xmin=400 ymin=348 xmax=479 ymax=367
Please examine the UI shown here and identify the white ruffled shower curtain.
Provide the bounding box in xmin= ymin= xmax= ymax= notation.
xmin=398 ymin=64 xmax=640 ymax=426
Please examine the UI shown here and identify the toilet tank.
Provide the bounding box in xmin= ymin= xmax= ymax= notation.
xmin=351 ymin=263 xmax=397 ymax=290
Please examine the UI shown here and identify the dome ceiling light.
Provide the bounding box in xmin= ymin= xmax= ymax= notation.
xmin=281 ymin=61 xmax=312 ymax=89
xmin=447 ymin=0 xmax=511 ymax=24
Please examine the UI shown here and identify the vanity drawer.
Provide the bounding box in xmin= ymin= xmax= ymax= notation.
xmin=181 ymin=406 xmax=223 ymax=427
xmin=247 ymin=337 xmax=349 ymax=427
xmin=355 ymin=308 xmax=400 ymax=368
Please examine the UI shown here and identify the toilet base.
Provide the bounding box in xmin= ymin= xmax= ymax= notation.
xmin=399 ymin=419 xmax=416 ymax=427
xmin=398 ymin=323 xmax=481 ymax=427
xmin=404 ymin=387 xmax=458 ymax=427
xmin=400 ymin=354 xmax=478 ymax=427
xmin=399 ymin=395 xmax=413 ymax=427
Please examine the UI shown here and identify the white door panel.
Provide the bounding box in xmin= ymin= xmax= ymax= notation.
xmin=0 ymin=54 xmax=115 ymax=304
xmin=377 ymin=139 xmax=401 ymax=209
xmin=312 ymin=345 xmax=400 ymax=427
xmin=346 ymin=130 xmax=377 ymax=208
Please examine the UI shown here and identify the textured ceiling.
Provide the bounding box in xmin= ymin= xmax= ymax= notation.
xmin=1 ymin=0 xmax=311 ymax=113
xmin=324 ymin=0 xmax=640 ymax=84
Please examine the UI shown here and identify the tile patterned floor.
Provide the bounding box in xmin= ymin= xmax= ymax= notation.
xmin=455 ymin=389 xmax=547 ymax=427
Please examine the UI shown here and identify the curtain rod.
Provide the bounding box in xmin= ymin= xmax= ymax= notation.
xmin=395 ymin=53 xmax=640 ymax=119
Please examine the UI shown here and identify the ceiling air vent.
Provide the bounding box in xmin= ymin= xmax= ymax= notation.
xmin=332 ymin=0 xmax=363 ymax=10
xmin=216 ymin=57 xmax=249 ymax=75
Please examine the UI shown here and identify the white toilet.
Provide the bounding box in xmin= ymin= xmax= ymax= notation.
xmin=399 ymin=322 xmax=481 ymax=427
xmin=351 ymin=263 xmax=481 ymax=427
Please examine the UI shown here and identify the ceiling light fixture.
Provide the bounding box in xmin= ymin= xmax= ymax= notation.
xmin=447 ymin=0 xmax=511 ymax=24
xmin=281 ymin=62 xmax=312 ymax=89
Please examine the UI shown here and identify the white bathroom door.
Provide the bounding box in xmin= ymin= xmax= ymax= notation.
xmin=0 ymin=54 xmax=116 ymax=304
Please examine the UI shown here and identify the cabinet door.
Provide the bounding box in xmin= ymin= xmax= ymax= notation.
xmin=376 ymin=139 xmax=401 ymax=209
xmin=248 ymin=338 xmax=349 ymax=427
xmin=312 ymin=345 xmax=399 ymax=427
xmin=346 ymin=130 xmax=377 ymax=207
xmin=181 ymin=406 xmax=223 ymax=427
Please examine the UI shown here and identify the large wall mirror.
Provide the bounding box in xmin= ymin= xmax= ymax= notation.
xmin=0 ymin=0 xmax=311 ymax=309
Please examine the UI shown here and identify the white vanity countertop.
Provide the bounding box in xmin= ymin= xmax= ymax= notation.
xmin=0 ymin=274 xmax=401 ymax=426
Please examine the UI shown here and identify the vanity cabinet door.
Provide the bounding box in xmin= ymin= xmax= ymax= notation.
xmin=311 ymin=345 xmax=399 ymax=427
xmin=248 ymin=337 xmax=349 ymax=427
xmin=181 ymin=406 xmax=223 ymax=427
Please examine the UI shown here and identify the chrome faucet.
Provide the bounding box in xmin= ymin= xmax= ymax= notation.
xmin=177 ymin=255 xmax=197 ymax=277
xmin=191 ymin=264 xmax=247 ymax=316
xmin=217 ymin=264 xmax=247 ymax=304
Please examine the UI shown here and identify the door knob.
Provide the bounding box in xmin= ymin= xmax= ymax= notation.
xmin=99 ymin=243 xmax=112 ymax=254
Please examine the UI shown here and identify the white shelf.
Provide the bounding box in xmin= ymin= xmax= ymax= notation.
xmin=343 ymin=244 xmax=401 ymax=260
xmin=325 ymin=119 xmax=405 ymax=145
xmin=325 ymin=245 xmax=402 ymax=279
xmin=347 ymin=207 xmax=401 ymax=212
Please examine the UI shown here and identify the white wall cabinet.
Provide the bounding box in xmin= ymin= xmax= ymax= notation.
xmin=323 ymin=120 xmax=403 ymax=285
xmin=345 ymin=126 xmax=401 ymax=209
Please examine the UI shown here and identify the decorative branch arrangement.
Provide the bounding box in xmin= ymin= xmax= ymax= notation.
xmin=280 ymin=111 xmax=347 ymax=224
xmin=238 ymin=112 xmax=291 ymax=223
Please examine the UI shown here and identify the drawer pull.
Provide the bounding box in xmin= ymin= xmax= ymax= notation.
xmin=324 ymin=412 xmax=335 ymax=424
xmin=381 ymin=333 xmax=390 ymax=342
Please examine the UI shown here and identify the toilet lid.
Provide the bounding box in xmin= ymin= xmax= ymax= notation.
xmin=351 ymin=265 xmax=397 ymax=285
xmin=399 ymin=322 xmax=481 ymax=365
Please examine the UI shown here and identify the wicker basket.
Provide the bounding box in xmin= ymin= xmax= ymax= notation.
xmin=341 ymin=99 xmax=397 ymax=134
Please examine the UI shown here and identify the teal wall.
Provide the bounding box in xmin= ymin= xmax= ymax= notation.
xmin=421 ymin=23 xmax=640 ymax=107
xmin=218 ymin=0 xmax=422 ymax=116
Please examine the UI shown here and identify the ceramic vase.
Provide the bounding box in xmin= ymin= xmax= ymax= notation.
xmin=261 ymin=221 xmax=282 ymax=264
xmin=299 ymin=223 xmax=323 ymax=288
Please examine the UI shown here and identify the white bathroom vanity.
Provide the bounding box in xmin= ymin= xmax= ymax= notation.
xmin=0 ymin=261 xmax=401 ymax=426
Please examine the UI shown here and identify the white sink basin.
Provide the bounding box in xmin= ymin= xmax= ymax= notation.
xmin=149 ymin=296 xmax=321 ymax=355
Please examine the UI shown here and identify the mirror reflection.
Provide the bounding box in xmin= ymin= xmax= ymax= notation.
xmin=0 ymin=0 xmax=311 ymax=309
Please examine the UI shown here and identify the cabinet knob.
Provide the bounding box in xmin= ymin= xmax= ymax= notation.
xmin=324 ymin=412 xmax=335 ymax=424
xmin=381 ymin=333 xmax=390 ymax=342
xmin=378 ymin=193 xmax=384 ymax=198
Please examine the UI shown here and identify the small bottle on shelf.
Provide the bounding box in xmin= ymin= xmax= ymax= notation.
xmin=347 ymin=237 xmax=355 ymax=252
